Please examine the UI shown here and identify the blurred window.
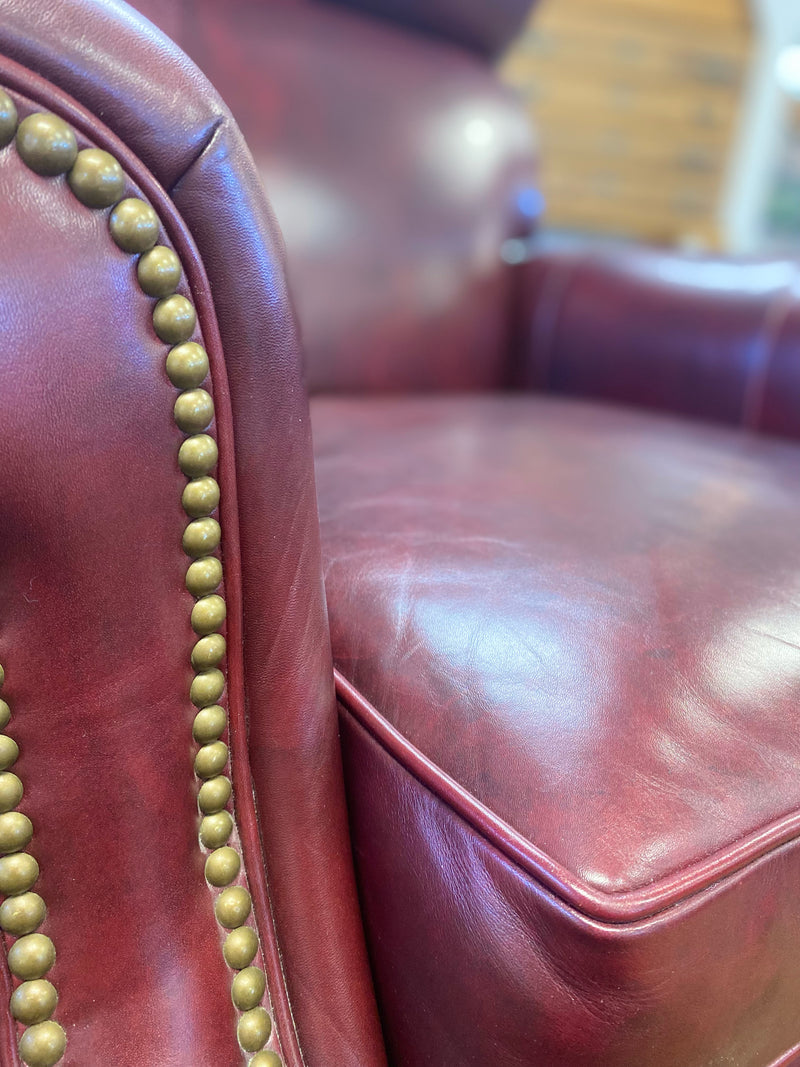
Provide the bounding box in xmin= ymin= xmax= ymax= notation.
xmin=501 ymin=0 xmax=751 ymax=249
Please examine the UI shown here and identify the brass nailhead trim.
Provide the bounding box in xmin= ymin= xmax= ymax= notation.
xmin=0 ymin=92 xmax=282 ymax=1065
xmin=0 ymin=663 xmax=64 ymax=1067
xmin=158 ymin=244 xmax=280 ymax=1060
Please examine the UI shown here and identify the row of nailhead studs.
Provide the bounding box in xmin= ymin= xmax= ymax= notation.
xmin=0 ymin=664 xmax=65 ymax=1067
xmin=0 ymin=91 xmax=68 ymax=1067
xmin=0 ymin=87 xmax=280 ymax=1066
xmin=161 ymin=212 xmax=280 ymax=1067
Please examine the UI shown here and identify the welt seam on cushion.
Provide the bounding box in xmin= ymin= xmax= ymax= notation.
xmin=335 ymin=671 xmax=604 ymax=915
xmin=339 ymin=697 xmax=676 ymax=931
xmin=335 ymin=669 xmax=800 ymax=925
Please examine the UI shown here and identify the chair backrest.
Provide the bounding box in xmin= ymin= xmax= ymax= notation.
xmin=0 ymin=2 xmax=384 ymax=1063
xmin=319 ymin=0 xmax=537 ymax=58
xmin=132 ymin=0 xmax=541 ymax=392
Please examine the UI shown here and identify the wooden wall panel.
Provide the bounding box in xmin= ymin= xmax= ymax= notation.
xmin=501 ymin=0 xmax=752 ymax=247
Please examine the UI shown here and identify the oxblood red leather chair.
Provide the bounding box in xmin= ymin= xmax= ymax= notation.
xmin=5 ymin=1 xmax=800 ymax=1065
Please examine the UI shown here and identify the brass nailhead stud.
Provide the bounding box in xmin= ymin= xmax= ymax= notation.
xmin=0 ymin=734 xmax=19 ymax=770
xmin=8 ymin=933 xmax=55 ymax=981
xmin=182 ymin=477 xmax=220 ymax=519
xmin=154 ymin=294 xmax=196 ymax=345
xmin=230 ymin=964 xmax=265 ymax=1010
xmin=67 ymin=148 xmax=124 ymax=208
xmin=194 ymin=740 xmax=228 ymax=779
xmin=18 ymin=1019 xmax=67 ymax=1067
xmin=137 ymin=245 xmax=181 ymax=298
xmin=192 ymin=704 xmax=227 ymax=744
xmin=109 ymin=197 xmax=158 ymax=253
xmin=190 ymin=668 xmax=225 ymax=708
xmin=216 ymin=886 xmax=252 ymax=931
xmin=0 ymin=852 xmax=38 ymax=895
xmin=223 ymin=925 xmax=259 ymax=970
xmin=0 ymin=892 xmax=46 ymax=936
xmin=191 ymin=634 xmax=226 ymax=671
xmin=0 ymin=699 xmax=10 ymax=729
xmin=182 ymin=517 xmax=221 ymax=558
xmin=197 ymin=775 xmax=231 ymax=814
xmin=186 ymin=557 xmax=223 ymax=597
xmin=166 ymin=341 xmax=208 ymax=389
xmin=178 ymin=434 xmax=218 ymax=478
xmin=205 ymin=846 xmax=240 ymax=887
xmin=0 ymin=772 xmax=24 ymax=813
xmin=0 ymin=664 xmax=4 ymax=687
xmin=11 ymin=979 xmax=58 ymax=1025
xmin=16 ymin=114 xmax=77 ymax=176
xmin=250 ymin=1054 xmax=283 ymax=1067
xmin=0 ymin=811 xmax=33 ymax=853
xmin=191 ymin=594 xmax=226 ymax=635
xmin=0 ymin=89 xmax=17 ymax=148
xmin=199 ymin=811 xmax=233 ymax=849
xmin=237 ymin=1006 xmax=272 ymax=1053
xmin=174 ymin=388 xmax=214 ymax=434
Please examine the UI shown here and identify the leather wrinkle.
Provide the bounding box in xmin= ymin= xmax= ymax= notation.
xmin=167 ymin=113 xmax=225 ymax=198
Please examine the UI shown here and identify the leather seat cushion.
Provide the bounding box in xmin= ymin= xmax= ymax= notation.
xmin=312 ymin=393 xmax=800 ymax=1066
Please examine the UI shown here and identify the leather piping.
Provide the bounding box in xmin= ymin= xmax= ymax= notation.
xmin=336 ymin=668 xmax=800 ymax=925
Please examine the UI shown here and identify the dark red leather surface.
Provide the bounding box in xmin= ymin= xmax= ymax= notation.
xmin=318 ymin=0 xmax=538 ymax=59
xmin=0 ymin=4 xmax=385 ymax=1064
xmin=313 ymin=393 xmax=800 ymax=1063
xmin=131 ymin=0 xmax=539 ymax=392
xmin=517 ymin=246 xmax=800 ymax=438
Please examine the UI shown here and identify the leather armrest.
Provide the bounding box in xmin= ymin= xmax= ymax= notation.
xmin=514 ymin=243 xmax=800 ymax=438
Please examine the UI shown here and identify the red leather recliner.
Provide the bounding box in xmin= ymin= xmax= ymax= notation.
xmin=3 ymin=1 xmax=800 ymax=1065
